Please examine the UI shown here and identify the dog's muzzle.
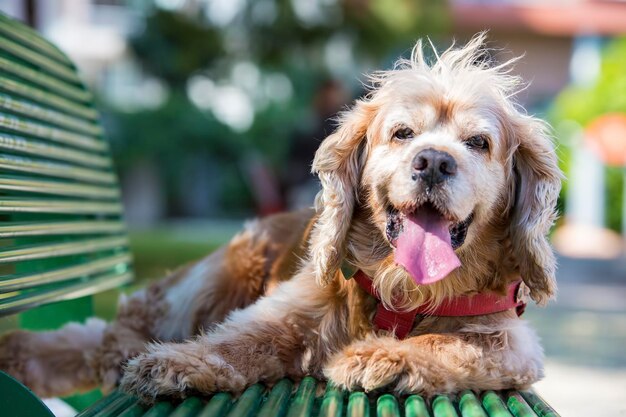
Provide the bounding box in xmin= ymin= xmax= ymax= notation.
xmin=411 ymin=148 xmax=457 ymax=188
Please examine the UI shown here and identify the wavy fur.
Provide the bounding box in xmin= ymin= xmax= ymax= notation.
xmin=0 ymin=34 xmax=560 ymax=402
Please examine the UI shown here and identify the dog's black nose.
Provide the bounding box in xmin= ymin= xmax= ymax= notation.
xmin=412 ymin=148 xmax=457 ymax=185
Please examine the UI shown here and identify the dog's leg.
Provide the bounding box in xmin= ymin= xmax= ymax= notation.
xmin=101 ymin=223 xmax=288 ymax=392
xmin=120 ymin=269 xmax=351 ymax=401
xmin=0 ymin=252 xmax=261 ymax=398
xmin=0 ymin=282 xmax=164 ymax=398
xmin=0 ymin=267 xmax=173 ymax=398
xmin=90 ymin=323 xmax=155 ymax=393
xmin=324 ymin=318 xmax=544 ymax=395
xmin=0 ymin=318 xmax=107 ymax=398
xmin=0 ymin=212 xmax=313 ymax=398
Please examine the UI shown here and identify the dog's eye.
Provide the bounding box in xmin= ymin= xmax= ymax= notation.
xmin=465 ymin=134 xmax=489 ymax=151
xmin=394 ymin=127 xmax=415 ymax=141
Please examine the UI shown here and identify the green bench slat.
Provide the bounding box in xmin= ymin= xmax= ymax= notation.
xmin=258 ymin=378 xmax=293 ymax=417
xmin=0 ymin=220 xmax=125 ymax=237
xmin=0 ymin=113 xmax=106 ymax=151
xmin=519 ymin=392 xmax=560 ymax=417
xmin=89 ymin=395 xmax=138 ymax=417
xmin=0 ymin=271 xmax=132 ymax=315
xmin=377 ymin=394 xmax=400 ymax=417
xmin=318 ymin=384 xmax=344 ymax=417
xmin=170 ymin=397 xmax=204 ymax=417
xmin=0 ymin=175 xmax=120 ymax=199
xmin=458 ymin=391 xmax=488 ymax=417
xmin=0 ymin=235 xmax=129 ymax=263
xmin=482 ymin=391 xmax=514 ymax=417
xmin=286 ymin=376 xmax=317 ymax=417
xmin=431 ymin=395 xmax=458 ymax=417
xmin=0 ymin=76 xmax=98 ymax=120
xmin=0 ymin=55 xmax=92 ymax=102
xmin=0 ymin=153 xmax=116 ymax=184
xmin=142 ymin=402 xmax=176 ymax=417
xmin=0 ymin=36 xmax=81 ymax=84
xmin=404 ymin=395 xmax=429 ymax=417
xmin=78 ymin=383 xmax=558 ymax=417
xmin=505 ymin=392 xmax=537 ymax=417
xmin=198 ymin=393 xmax=232 ymax=417
xmin=118 ymin=403 xmax=148 ymax=417
xmin=0 ymin=197 xmax=123 ymax=214
xmin=0 ymin=15 xmax=72 ymax=65
xmin=228 ymin=384 xmax=265 ymax=417
xmin=346 ymin=392 xmax=368 ymax=417
xmin=0 ymin=252 xmax=131 ymax=291
xmin=0 ymin=92 xmax=102 ymax=136
xmin=77 ymin=392 xmax=130 ymax=417
xmin=0 ymin=132 xmax=112 ymax=167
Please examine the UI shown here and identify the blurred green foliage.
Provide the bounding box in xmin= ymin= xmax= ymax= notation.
xmin=605 ymin=166 xmax=624 ymax=232
xmin=130 ymin=10 xmax=223 ymax=87
xmin=93 ymin=227 xmax=229 ymax=320
xmin=104 ymin=0 xmax=448 ymax=217
xmin=550 ymin=37 xmax=626 ymax=232
xmin=128 ymin=227 xmax=227 ymax=282
xmin=551 ymin=38 xmax=626 ymax=125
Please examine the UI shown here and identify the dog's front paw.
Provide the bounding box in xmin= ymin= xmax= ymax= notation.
xmin=324 ymin=337 xmax=409 ymax=392
xmin=91 ymin=342 xmax=142 ymax=393
xmin=120 ymin=344 xmax=246 ymax=401
xmin=120 ymin=351 xmax=177 ymax=401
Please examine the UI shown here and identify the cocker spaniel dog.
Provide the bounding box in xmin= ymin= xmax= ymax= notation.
xmin=0 ymin=34 xmax=561 ymax=401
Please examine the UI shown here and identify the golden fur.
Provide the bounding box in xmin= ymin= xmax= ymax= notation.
xmin=0 ymin=34 xmax=560 ymax=401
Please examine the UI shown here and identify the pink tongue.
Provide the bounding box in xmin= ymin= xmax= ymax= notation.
xmin=394 ymin=209 xmax=461 ymax=285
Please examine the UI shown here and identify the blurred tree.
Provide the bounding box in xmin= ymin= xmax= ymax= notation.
xmin=552 ymin=38 xmax=626 ymax=125
xmin=130 ymin=10 xmax=222 ymax=88
xmin=107 ymin=0 xmax=448 ymax=218
xmin=550 ymin=37 xmax=626 ymax=232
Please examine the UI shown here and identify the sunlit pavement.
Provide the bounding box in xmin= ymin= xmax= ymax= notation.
xmin=525 ymin=255 xmax=626 ymax=416
xmin=536 ymin=362 xmax=626 ymax=417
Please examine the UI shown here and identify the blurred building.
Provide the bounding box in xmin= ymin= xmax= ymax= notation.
xmin=450 ymin=0 xmax=626 ymax=109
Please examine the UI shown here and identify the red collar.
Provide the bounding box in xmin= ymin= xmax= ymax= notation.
xmin=352 ymin=270 xmax=527 ymax=339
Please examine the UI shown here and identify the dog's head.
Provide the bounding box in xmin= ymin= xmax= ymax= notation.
xmin=309 ymin=34 xmax=561 ymax=306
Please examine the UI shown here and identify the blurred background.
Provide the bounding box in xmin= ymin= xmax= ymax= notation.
xmin=1 ymin=0 xmax=625 ymax=415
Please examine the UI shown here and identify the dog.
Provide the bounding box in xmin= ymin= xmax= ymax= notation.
xmin=0 ymin=33 xmax=561 ymax=401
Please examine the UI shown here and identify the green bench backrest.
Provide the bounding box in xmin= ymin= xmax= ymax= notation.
xmin=0 ymin=13 xmax=132 ymax=318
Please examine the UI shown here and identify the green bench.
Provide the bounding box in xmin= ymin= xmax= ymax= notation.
xmin=0 ymin=14 xmax=560 ymax=417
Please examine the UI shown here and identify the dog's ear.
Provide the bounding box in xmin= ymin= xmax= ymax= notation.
xmin=509 ymin=117 xmax=562 ymax=305
xmin=309 ymin=101 xmax=373 ymax=286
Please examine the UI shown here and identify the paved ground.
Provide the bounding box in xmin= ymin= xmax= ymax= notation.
xmin=525 ymin=255 xmax=626 ymax=416
xmin=536 ymin=362 xmax=626 ymax=417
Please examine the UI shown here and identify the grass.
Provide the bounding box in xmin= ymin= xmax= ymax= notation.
xmin=93 ymin=222 xmax=238 ymax=320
